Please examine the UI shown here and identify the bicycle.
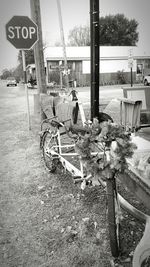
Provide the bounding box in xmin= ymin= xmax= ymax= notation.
xmin=40 ymin=99 xmax=150 ymax=266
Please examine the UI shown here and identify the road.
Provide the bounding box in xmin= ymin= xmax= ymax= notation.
xmin=1 ymin=80 xmax=125 ymax=114
xmin=77 ymin=85 xmax=124 ymax=105
xmin=0 ymin=80 xmax=35 ymax=128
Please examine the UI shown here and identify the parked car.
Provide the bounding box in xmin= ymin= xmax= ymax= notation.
xmin=6 ymin=77 xmax=17 ymax=87
xmin=143 ymin=74 xmax=150 ymax=86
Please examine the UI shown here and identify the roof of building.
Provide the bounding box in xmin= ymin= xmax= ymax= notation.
xmin=44 ymin=46 xmax=150 ymax=61
xmin=44 ymin=46 xmax=90 ymax=61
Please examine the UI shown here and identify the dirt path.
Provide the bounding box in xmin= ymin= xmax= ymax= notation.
xmin=0 ymin=84 xmax=113 ymax=267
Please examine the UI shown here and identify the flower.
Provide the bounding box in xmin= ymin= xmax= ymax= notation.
xmin=74 ymin=120 xmax=137 ymax=189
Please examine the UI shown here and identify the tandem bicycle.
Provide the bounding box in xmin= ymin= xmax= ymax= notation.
xmin=40 ymin=97 xmax=150 ymax=267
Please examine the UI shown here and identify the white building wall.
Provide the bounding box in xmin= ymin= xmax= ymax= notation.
xmin=82 ymin=61 xmax=90 ymax=74
xmin=82 ymin=59 xmax=136 ymax=74
xmin=100 ymin=59 xmax=136 ymax=73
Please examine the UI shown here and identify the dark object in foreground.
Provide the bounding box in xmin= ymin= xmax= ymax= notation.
xmin=99 ymin=112 xmax=113 ymax=123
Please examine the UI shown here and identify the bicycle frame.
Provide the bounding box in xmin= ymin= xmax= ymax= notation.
xmin=45 ymin=126 xmax=101 ymax=181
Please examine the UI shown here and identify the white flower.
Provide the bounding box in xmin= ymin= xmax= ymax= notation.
xmin=81 ymin=180 xmax=86 ymax=190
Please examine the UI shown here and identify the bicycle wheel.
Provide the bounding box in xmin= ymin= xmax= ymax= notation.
xmin=42 ymin=130 xmax=59 ymax=172
xmin=106 ymin=177 xmax=120 ymax=257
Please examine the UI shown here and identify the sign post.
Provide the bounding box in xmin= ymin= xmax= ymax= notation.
xmin=5 ymin=15 xmax=38 ymax=130
xmin=22 ymin=50 xmax=31 ymax=130
xmin=128 ymin=49 xmax=134 ymax=87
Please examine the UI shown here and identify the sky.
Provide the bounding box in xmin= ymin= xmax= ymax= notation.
xmin=0 ymin=0 xmax=150 ymax=74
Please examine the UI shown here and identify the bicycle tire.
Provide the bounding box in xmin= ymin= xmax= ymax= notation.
xmin=106 ymin=177 xmax=120 ymax=257
xmin=99 ymin=112 xmax=113 ymax=123
xmin=42 ymin=130 xmax=59 ymax=172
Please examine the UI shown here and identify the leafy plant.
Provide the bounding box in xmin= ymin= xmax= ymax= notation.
xmin=100 ymin=14 xmax=138 ymax=46
xmin=68 ymin=14 xmax=139 ymax=46
xmin=117 ymin=70 xmax=126 ymax=84
xmin=74 ymin=119 xmax=137 ymax=189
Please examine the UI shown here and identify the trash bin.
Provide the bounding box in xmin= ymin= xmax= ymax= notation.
xmin=122 ymin=86 xmax=150 ymax=125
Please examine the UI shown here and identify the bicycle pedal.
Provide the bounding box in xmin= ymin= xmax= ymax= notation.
xmin=52 ymin=156 xmax=59 ymax=159
xmin=73 ymin=176 xmax=82 ymax=179
xmin=73 ymin=177 xmax=83 ymax=183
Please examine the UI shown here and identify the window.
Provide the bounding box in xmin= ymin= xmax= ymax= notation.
xmin=137 ymin=64 xmax=143 ymax=74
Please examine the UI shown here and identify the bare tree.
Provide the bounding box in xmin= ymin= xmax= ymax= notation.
xmin=68 ymin=25 xmax=90 ymax=46
xmin=67 ymin=14 xmax=138 ymax=46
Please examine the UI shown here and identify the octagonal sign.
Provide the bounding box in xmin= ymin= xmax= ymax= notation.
xmin=6 ymin=16 xmax=38 ymax=50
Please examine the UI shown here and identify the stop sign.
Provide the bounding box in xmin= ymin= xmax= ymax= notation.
xmin=6 ymin=16 xmax=38 ymax=50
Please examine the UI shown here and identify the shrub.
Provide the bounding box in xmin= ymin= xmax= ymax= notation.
xmin=117 ymin=70 xmax=126 ymax=84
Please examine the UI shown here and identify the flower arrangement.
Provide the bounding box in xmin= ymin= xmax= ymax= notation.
xmin=74 ymin=119 xmax=137 ymax=189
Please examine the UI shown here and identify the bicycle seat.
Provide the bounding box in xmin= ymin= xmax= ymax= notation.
xmin=50 ymin=119 xmax=63 ymax=128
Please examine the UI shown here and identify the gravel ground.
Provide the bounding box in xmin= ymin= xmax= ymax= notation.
xmin=0 ymin=85 xmax=113 ymax=267
xmin=0 ymin=84 xmax=150 ymax=267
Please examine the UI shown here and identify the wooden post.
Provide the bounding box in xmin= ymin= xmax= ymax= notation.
xmin=22 ymin=50 xmax=31 ymax=130
xmin=90 ymin=0 xmax=99 ymax=121
xmin=30 ymin=0 xmax=47 ymax=120
xmin=56 ymin=0 xmax=69 ymax=91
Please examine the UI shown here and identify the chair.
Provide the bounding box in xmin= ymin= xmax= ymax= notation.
xmin=55 ymin=101 xmax=79 ymax=125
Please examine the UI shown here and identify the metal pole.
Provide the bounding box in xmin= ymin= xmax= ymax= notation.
xmin=90 ymin=0 xmax=99 ymax=121
xmin=131 ymin=67 xmax=133 ymax=87
xmin=22 ymin=50 xmax=31 ymax=130
xmin=56 ymin=0 xmax=69 ymax=91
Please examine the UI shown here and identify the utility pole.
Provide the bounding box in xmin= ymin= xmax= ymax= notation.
xmin=56 ymin=0 xmax=69 ymax=91
xmin=30 ymin=0 xmax=47 ymax=119
xmin=90 ymin=0 xmax=99 ymax=121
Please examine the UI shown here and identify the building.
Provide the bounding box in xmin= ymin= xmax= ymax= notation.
xmin=27 ymin=46 xmax=150 ymax=86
